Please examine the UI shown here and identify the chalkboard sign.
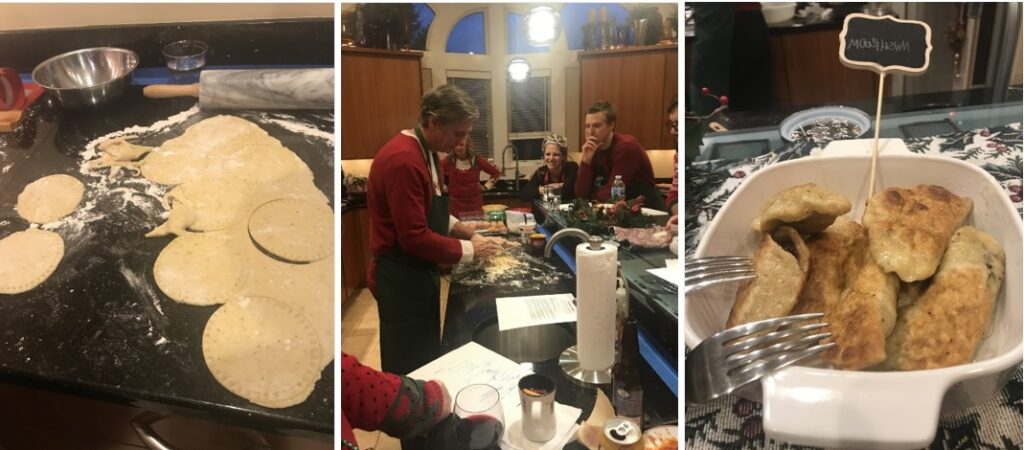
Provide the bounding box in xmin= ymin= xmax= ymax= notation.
xmin=839 ymin=13 xmax=932 ymax=75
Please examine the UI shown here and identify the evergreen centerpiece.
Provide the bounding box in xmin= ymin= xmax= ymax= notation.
xmin=562 ymin=197 xmax=654 ymax=236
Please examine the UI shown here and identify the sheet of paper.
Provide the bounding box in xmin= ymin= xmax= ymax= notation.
xmin=495 ymin=293 xmax=577 ymax=331
xmin=410 ymin=342 xmax=530 ymax=415
xmin=647 ymin=258 xmax=679 ymax=285
xmin=410 ymin=342 xmax=581 ymax=448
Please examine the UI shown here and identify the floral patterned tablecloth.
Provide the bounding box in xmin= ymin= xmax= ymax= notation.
xmin=684 ymin=123 xmax=1023 ymax=449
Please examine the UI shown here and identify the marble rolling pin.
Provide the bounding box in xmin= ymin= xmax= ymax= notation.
xmin=143 ymin=68 xmax=333 ymax=110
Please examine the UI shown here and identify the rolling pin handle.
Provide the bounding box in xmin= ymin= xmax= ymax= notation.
xmin=143 ymin=84 xmax=200 ymax=99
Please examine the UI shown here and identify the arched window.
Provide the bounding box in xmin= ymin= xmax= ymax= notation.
xmin=560 ymin=3 xmax=630 ymax=50
xmin=506 ymin=12 xmax=550 ymax=55
xmin=410 ymin=3 xmax=435 ymax=50
xmin=446 ymin=12 xmax=486 ymax=54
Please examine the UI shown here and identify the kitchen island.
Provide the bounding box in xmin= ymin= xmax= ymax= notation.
xmin=0 ymin=18 xmax=333 ymax=447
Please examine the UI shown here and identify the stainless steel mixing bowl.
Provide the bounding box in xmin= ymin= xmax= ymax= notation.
xmin=31 ymin=47 xmax=138 ymax=108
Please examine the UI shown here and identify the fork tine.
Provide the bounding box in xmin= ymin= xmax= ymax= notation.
xmin=726 ymin=322 xmax=829 ymax=354
xmin=711 ymin=313 xmax=826 ymax=344
xmin=685 ymin=258 xmax=752 ymax=276
xmin=687 ymin=256 xmax=750 ymax=266
xmin=685 ymin=265 xmax=755 ymax=281
xmin=728 ymin=343 xmax=836 ymax=388
xmin=725 ymin=332 xmax=832 ymax=371
xmin=683 ymin=270 xmax=757 ymax=294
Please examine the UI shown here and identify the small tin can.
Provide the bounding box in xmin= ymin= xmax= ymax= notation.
xmin=599 ymin=417 xmax=643 ymax=450
xmin=520 ymin=224 xmax=535 ymax=246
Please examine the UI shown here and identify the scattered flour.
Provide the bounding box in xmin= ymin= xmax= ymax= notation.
xmin=81 ymin=105 xmax=202 ymax=162
xmin=255 ymin=113 xmax=334 ymax=143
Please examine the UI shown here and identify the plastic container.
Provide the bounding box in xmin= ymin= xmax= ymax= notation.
xmin=162 ymin=40 xmax=208 ymax=71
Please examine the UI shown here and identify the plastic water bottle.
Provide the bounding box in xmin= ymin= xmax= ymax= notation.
xmin=611 ymin=175 xmax=626 ymax=202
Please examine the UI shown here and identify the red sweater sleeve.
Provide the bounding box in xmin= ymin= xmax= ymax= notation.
xmin=387 ymin=153 xmax=463 ymax=264
xmin=342 ymin=353 xmax=400 ymax=431
xmin=575 ymin=160 xmax=596 ymax=199
xmin=595 ymin=139 xmax=647 ymax=202
xmin=666 ymin=153 xmax=679 ymax=209
xmin=342 ymin=353 xmax=449 ymax=438
xmin=477 ymin=156 xmax=501 ymax=180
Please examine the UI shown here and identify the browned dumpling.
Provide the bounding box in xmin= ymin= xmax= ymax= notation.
xmin=726 ymin=226 xmax=810 ymax=328
xmin=752 ymin=183 xmax=852 ymax=234
xmin=825 ymin=240 xmax=900 ymax=370
xmin=862 ymin=185 xmax=972 ymax=282
xmin=793 ymin=217 xmax=866 ymax=317
xmin=884 ymin=226 xmax=1005 ymax=371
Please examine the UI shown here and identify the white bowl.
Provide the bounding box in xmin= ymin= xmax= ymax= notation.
xmin=685 ymin=145 xmax=1023 ymax=449
xmin=761 ymin=2 xmax=797 ymax=24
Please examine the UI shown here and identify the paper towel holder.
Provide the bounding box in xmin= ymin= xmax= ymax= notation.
xmin=545 ymin=228 xmax=617 ymax=387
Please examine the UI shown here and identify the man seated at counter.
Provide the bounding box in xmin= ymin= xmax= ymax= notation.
xmin=574 ymin=101 xmax=663 ymax=210
xmin=520 ymin=132 xmax=578 ymax=203
xmin=367 ymin=84 xmax=503 ymax=377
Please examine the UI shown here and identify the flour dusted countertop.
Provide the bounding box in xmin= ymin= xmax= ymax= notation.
xmin=0 ymin=87 xmax=334 ymax=437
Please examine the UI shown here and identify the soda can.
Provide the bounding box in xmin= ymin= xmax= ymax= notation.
xmin=599 ymin=417 xmax=643 ymax=450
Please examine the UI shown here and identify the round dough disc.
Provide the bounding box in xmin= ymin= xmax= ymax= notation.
xmin=171 ymin=178 xmax=252 ymax=232
xmin=248 ymin=199 xmax=333 ymax=262
xmin=0 ymin=229 xmax=64 ymax=294
xmin=154 ymin=232 xmax=248 ymax=305
xmin=203 ymin=296 xmax=321 ymax=408
xmin=16 ymin=174 xmax=85 ymax=224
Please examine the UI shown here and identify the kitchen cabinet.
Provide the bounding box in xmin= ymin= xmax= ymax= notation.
xmin=770 ymin=29 xmax=887 ymax=108
xmin=342 ymin=206 xmax=370 ymax=303
xmin=579 ymin=45 xmax=679 ymax=151
xmin=341 ymin=47 xmax=424 ymax=160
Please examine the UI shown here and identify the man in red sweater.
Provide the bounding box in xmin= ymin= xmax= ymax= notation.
xmin=367 ymin=85 xmax=502 ymax=378
xmin=574 ymin=101 xmax=664 ymax=210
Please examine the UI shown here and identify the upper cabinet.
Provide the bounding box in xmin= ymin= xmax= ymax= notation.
xmin=341 ymin=48 xmax=424 ymax=160
xmin=578 ymin=44 xmax=678 ymax=150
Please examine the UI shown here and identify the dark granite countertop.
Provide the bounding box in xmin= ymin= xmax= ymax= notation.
xmin=426 ymin=202 xmax=678 ymax=447
xmin=0 ymin=20 xmax=334 ymax=439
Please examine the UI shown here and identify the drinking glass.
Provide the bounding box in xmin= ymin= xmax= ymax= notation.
xmin=453 ymin=384 xmax=505 ymax=450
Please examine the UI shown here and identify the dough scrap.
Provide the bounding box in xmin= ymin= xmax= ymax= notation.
xmin=203 ymin=296 xmax=321 ymax=408
xmin=248 ymin=199 xmax=334 ymax=262
xmin=0 ymin=229 xmax=64 ymax=294
xmin=154 ymin=232 xmax=248 ymax=305
xmin=16 ymin=174 xmax=85 ymax=224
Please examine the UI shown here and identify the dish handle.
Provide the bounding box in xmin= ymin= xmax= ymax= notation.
xmin=761 ymin=368 xmax=952 ymax=450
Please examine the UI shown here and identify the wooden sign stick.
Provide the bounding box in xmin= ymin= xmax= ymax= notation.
xmin=869 ymin=72 xmax=885 ymax=198
xmin=839 ymin=13 xmax=932 ymax=198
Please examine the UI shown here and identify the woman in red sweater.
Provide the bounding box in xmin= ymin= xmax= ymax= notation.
xmin=441 ymin=141 xmax=501 ymax=218
xmin=341 ymin=353 xmax=451 ymax=449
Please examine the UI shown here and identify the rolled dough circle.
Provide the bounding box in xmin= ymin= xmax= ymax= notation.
xmin=16 ymin=174 xmax=85 ymax=224
xmin=248 ymin=199 xmax=333 ymax=262
xmin=171 ymin=178 xmax=251 ymax=231
xmin=203 ymin=296 xmax=321 ymax=408
xmin=0 ymin=229 xmax=64 ymax=294
xmin=154 ymin=232 xmax=248 ymax=305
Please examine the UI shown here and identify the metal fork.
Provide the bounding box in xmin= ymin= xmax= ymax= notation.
xmin=686 ymin=313 xmax=835 ymax=404
xmin=685 ymin=256 xmax=756 ymax=294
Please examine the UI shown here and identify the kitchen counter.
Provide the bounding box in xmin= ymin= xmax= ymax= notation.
xmin=0 ymin=23 xmax=334 ymax=438
xmin=429 ymin=233 xmax=677 ymax=448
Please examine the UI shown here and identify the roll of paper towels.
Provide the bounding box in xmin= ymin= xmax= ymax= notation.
xmin=576 ymin=242 xmax=617 ymax=370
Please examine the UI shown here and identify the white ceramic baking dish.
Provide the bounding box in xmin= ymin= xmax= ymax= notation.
xmin=685 ymin=143 xmax=1023 ymax=449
